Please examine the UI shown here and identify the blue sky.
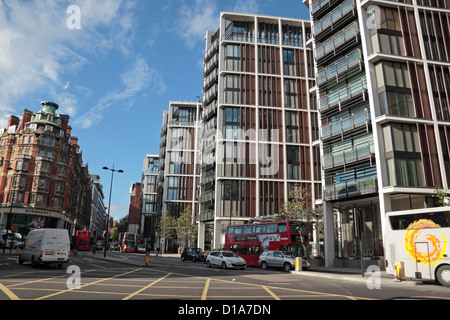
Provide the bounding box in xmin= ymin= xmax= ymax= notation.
xmin=0 ymin=0 xmax=310 ymax=221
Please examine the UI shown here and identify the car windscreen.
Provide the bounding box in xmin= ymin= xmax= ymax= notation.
xmin=222 ymin=252 xmax=238 ymax=257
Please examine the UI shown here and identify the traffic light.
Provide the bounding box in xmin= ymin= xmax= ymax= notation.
xmin=93 ymin=228 xmax=97 ymax=236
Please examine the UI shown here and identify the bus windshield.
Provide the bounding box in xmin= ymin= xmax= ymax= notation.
xmin=289 ymin=221 xmax=307 ymax=234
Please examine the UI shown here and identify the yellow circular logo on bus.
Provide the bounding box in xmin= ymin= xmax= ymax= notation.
xmin=404 ymin=219 xmax=447 ymax=266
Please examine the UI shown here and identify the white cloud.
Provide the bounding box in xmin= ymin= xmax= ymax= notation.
xmin=73 ymin=57 xmax=165 ymax=129
xmin=0 ymin=0 xmax=136 ymax=119
xmin=176 ymin=0 xmax=219 ymax=49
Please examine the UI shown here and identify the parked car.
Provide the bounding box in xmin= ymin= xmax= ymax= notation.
xmin=19 ymin=228 xmax=70 ymax=268
xmin=137 ymin=243 xmax=146 ymax=253
xmin=206 ymin=250 xmax=246 ymax=270
xmin=181 ymin=247 xmax=205 ymax=262
xmin=258 ymin=250 xmax=310 ymax=272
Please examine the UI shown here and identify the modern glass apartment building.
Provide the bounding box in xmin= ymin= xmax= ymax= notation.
xmin=141 ymin=154 xmax=160 ymax=250
xmin=157 ymin=102 xmax=201 ymax=251
xmin=198 ymin=13 xmax=321 ymax=251
xmin=304 ymin=0 xmax=450 ymax=267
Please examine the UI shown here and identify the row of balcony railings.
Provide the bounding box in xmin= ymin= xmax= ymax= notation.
xmin=204 ymin=54 xmax=218 ymax=76
xmin=319 ymin=76 xmax=367 ymax=113
xmin=323 ymin=174 xmax=378 ymax=201
xmin=199 ymin=211 xmax=214 ymax=222
xmin=315 ymin=22 xmax=359 ymax=64
xmin=321 ymin=107 xmax=371 ymax=140
xmin=203 ymin=85 xmax=218 ymax=106
xmin=202 ymin=102 xmax=217 ymax=122
xmin=222 ymin=33 xmax=306 ymax=47
xmin=316 ymin=49 xmax=362 ymax=88
xmin=322 ymin=141 xmax=375 ymax=170
xmin=201 ymin=155 xmax=215 ymax=169
xmin=312 ymin=0 xmax=356 ymax=40
xmin=205 ymin=40 xmax=219 ymax=61
xmin=311 ymin=0 xmax=343 ymax=19
xmin=202 ymin=139 xmax=216 ymax=154
xmin=200 ymin=173 xmax=215 ymax=186
xmin=203 ymin=69 xmax=218 ymax=91
xmin=199 ymin=191 xmax=215 ymax=204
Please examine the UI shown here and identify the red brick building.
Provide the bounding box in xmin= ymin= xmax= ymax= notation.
xmin=0 ymin=101 xmax=91 ymax=236
xmin=128 ymin=182 xmax=142 ymax=234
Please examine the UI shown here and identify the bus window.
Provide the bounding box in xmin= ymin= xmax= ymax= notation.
xmin=227 ymin=227 xmax=234 ymax=235
xmin=243 ymin=225 xmax=253 ymax=234
xmin=267 ymin=223 xmax=277 ymax=233
xmin=277 ymin=223 xmax=287 ymax=233
xmin=255 ymin=224 xmax=266 ymax=233
xmin=389 ymin=211 xmax=450 ymax=230
xmin=234 ymin=226 xmax=243 ymax=234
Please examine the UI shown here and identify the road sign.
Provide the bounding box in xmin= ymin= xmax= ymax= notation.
xmin=12 ymin=215 xmax=29 ymax=226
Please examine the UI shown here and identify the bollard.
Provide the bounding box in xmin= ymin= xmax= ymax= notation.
xmin=145 ymin=253 xmax=151 ymax=266
xmin=295 ymin=257 xmax=303 ymax=272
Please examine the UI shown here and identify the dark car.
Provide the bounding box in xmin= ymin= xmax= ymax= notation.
xmin=181 ymin=247 xmax=205 ymax=263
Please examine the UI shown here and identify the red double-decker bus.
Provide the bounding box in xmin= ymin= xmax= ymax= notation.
xmin=119 ymin=232 xmax=137 ymax=252
xmin=225 ymin=220 xmax=309 ymax=267
xmin=75 ymin=230 xmax=90 ymax=251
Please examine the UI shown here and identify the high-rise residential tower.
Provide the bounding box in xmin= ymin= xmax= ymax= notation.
xmin=198 ymin=13 xmax=321 ymax=251
xmin=304 ymin=0 xmax=450 ymax=267
xmin=141 ymin=154 xmax=160 ymax=250
xmin=157 ymin=101 xmax=201 ymax=252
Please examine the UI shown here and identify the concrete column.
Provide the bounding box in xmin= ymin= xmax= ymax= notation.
xmin=323 ymin=201 xmax=335 ymax=267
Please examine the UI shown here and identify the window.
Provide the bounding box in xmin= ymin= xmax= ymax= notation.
xmin=383 ymin=123 xmax=426 ymax=187
xmin=266 ymin=223 xmax=277 ymax=233
xmin=390 ymin=211 xmax=450 ymax=230
xmin=255 ymin=224 xmax=266 ymax=233
xmin=277 ymin=223 xmax=287 ymax=233
xmin=225 ymin=45 xmax=241 ymax=71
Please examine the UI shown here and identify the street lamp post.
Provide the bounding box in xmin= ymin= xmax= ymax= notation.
xmin=102 ymin=165 xmax=123 ymax=257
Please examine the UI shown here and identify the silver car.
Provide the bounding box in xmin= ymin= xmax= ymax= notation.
xmin=258 ymin=250 xmax=310 ymax=272
xmin=206 ymin=250 xmax=246 ymax=270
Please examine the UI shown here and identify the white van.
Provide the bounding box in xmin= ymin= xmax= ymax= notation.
xmin=19 ymin=228 xmax=71 ymax=268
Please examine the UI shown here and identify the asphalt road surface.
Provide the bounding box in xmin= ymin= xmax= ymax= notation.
xmin=1 ymin=251 xmax=449 ymax=304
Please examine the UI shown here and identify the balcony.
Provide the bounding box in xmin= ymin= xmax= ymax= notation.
xmin=311 ymin=0 xmax=345 ymax=20
xmin=315 ymin=22 xmax=360 ymax=66
xmin=324 ymin=175 xmax=378 ymax=201
xmin=203 ymin=69 xmax=218 ymax=92
xmin=319 ymin=76 xmax=367 ymax=116
xmin=317 ymin=49 xmax=363 ymax=90
xmin=204 ymin=40 xmax=219 ymax=62
xmin=321 ymin=108 xmax=370 ymax=141
xmin=199 ymin=191 xmax=215 ymax=204
xmin=312 ymin=0 xmax=356 ymax=42
xmin=322 ymin=141 xmax=375 ymax=170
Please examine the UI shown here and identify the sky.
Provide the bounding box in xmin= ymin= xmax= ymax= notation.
xmin=0 ymin=0 xmax=311 ymax=221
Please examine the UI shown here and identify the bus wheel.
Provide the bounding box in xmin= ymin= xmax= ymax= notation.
xmin=436 ymin=265 xmax=450 ymax=287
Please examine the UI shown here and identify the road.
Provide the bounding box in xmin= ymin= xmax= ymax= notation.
xmin=1 ymin=251 xmax=449 ymax=305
